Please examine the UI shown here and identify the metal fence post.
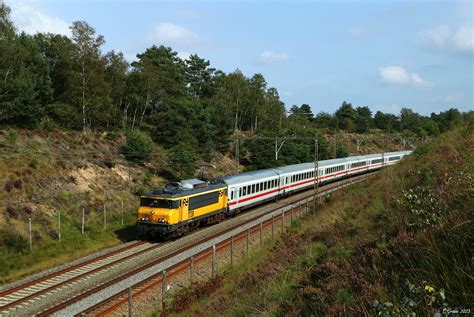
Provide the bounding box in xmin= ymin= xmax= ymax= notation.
xmin=291 ymin=205 xmax=293 ymax=222
xmin=103 ymin=198 xmax=107 ymax=230
xmin=128 ymin=287 xmax=132 ymax=317
xmin=81 ymin=207 xmax=85 ymax=234
xmin=259 ymin=222 xmax=263 ymax=247
xmin=271 ymin=215 xmax=274 ymax=239
xmin=121 ymin=199 xmax=124 ymax=226
xmin=230 ymin=236 xmax=234 ymax=267
xmin=190 ymin=256 xmax=194 ymax=285
xmin=281 ymin=211 xmax=285 ymax=233
xmin=57 ymin=210 xmax=61 ymax=241
xmin=246 ymin=228 xmax=250 ymax=255
xmin=29 ymin=217 xmax=32 ymax=251
xmin=212 ymin=245 xmax=216 ymax=278
xmin=162 ymin=270 xmax=166 ymax=311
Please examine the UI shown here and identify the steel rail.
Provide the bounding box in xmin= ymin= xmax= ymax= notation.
xmin=60 ymin=172 xmax=376 ymax=316
xmin=0 ymin=241 xmax=166 ymax=313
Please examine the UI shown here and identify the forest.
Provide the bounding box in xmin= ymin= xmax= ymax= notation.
xmin=0 ymin=3 xmax=470 ymax=175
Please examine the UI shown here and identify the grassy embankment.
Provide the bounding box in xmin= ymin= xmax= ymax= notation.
xmin=164 ymin=121 xmax=473 ymax=316
xmin=0 ymin=129 xmax=161 ymax=285
xmin=0 ymin=128 xmax=408 ymax=286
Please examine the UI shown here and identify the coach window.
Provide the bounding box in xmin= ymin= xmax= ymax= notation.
xmin=246 ymin=185 xmax=250 ymax=194
xmin=239 ymin=188 xmax=242 ymax=197
xmin=242 ymin=187 xmax=246 ymax=196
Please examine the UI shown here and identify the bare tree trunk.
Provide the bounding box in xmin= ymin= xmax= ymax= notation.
xmin=123 ymin=101 xmax=130 ymax=130
xmin=139 ymin=88 xmax=151 ymax=128
xmin=131 ymin=106 xmax=138 ymax=131
xmin=81 ymin=59 xmax=86 ymax=131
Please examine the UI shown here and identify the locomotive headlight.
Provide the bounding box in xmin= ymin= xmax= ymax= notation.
xmin=150 ymin=211 xmax=155 ymax=215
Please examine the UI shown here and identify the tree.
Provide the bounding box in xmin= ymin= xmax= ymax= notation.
xmin=121 ymin=130 xmax=152 ymax=164
xmin=335 ymin=101 xmax=357 ymax=131
xmin=0 ymin=6 xmax=53 ymax=128
xmin=431 ymin=108 xmax=462 ymax=133
xmin=70 ymin=21 xmax=110 ymax=130
xmin=374 ymin=111 xmax=400 ymax=132
xmin=185 ymin=54 xmax=216 ymax=100
xmin=400 ymin=108 xmax=423 ymax=133
xmin=0 ymin=2 xmax=15 ymax=39
xmin=315 ymin=112 xmax=337 ymax=131
xmin=355 ymin=106 xmax=373 ymax=133
xmin=422 ymin=119 xmax=440 ymax=137
xmin=105 ymin=51 xmax=129 ymax=128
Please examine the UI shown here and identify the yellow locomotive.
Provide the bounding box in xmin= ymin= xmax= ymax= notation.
xmin=137 ymin=179 xmax=228 ymax=238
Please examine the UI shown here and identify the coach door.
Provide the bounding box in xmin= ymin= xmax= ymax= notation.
xmin=281 ymin=175 xmax=286 ymax=195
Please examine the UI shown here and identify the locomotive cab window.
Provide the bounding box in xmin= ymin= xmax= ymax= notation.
xmin=140 ymin=198 xmax=178 ymax=209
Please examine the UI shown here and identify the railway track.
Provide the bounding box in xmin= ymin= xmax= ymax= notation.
xmin=0 ymin=241 xmax=168 ymax=315
xmin=0 ymin=172 xmax=375 ymax=316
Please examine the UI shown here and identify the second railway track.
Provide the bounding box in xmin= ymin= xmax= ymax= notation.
xmin=0 ymin=172 xmax=375 ymax=316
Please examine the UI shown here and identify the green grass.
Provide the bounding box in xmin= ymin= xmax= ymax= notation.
xmin=0 ymin=210 xmax=138 ymax=284
xmin=164 ymin=120 xmax=473 ymax=317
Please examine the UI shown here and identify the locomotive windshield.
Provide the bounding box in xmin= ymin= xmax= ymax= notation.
xmin=140 ymin=198 xmax=178 ymax=209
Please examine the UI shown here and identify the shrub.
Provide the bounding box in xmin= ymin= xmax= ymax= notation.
xmin=336 ymin=288 xmax=353 ymax=303
xmin=13 ymin=179 xmax=22 ymax=189
xmin=5 ymin=206 xmax=18 ymax=219
xmin=121 ymin=130 xmax=153 ymax=164
xmin=168 ymin=143 xmax=197 ymax=180
xmin=40 ymin=117 xmax=54 ymax=132
xmin=134 ymin=186 xmax=146 ymax=196
xmin=29 ymin=157 xmax=39 ymax=169
xmin=23 ymin=205 xmax=33 ymax=216
xmin=6 ymin=129 xmax=18 ymax=143
xmin=3 ymin=233 xmax=29 ymax=253
xmin=4 ymin=181 xmax=14 ymax=192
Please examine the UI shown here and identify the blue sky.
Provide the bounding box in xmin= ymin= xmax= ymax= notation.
xmin=6 ymin=0 xmax=474 ymax=115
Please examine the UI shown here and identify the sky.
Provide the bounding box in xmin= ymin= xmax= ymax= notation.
xmin=5 ymin=0 xmax=474 ymax=116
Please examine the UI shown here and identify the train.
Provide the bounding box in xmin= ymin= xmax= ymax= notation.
xmin=137 ymin=151 xmax=412 ymax=238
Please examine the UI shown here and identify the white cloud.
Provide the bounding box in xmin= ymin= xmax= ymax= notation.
xmin=9 ymin=1 xmax=70 ymax=36
xmin=419 ymin=24 xmax=474 ymax=54
xmin=419 ymin=25 xmax=451 ymax=47
xmin=149 ymin=22 xmax=200 ymax=48
xmin=379 ymin=66 xmax=432 ymax=87
xmin=445 ymin=92 xmax=463 ymax=102
xmin=260 ymin=51 xmax=288 ymax=64
xmin=453 ymin=25 xmax=474 ymax=53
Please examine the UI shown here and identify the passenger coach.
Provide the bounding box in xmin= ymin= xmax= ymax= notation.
xmin=137 ymin=151 xmax=411 ymax=237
